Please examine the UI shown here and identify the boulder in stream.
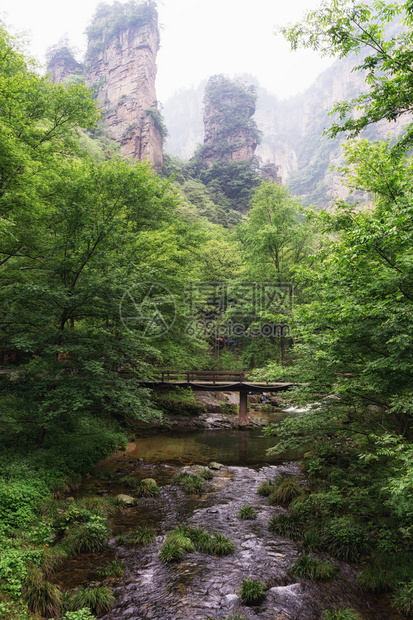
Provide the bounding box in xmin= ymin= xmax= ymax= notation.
xmin=115 ymin=494 xmax=137 ymax=506
xmin=208 ymin=462 xmax=225 ymax=470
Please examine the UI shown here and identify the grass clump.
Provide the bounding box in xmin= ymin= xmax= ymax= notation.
xmin=160 ymin=526 xmax=235 ymax=563
xmin=290 ymin=555 xmax=339 ymax=581
xmin=120 ymin=477 xmax=160 ymax=497
xmin=173 ymin=472 xmax=206 ymax=494
xmin=62 ymin=516 xmax=110 ymax=554
xmin=392 ymin=580 xmax=413 ymax=616
xmin=240 ymin=578 xmax=266 ymax=605
xmin=237 ymin=504 xmax=257 ymax=520
xmin=356 ymin=551 xmax=413 ymax=593
xmin=21 ymin=567 xmax=63 ymax=617
xmin=159 ymin=532 xmax=192 ymax=563
xmin=200 ymin=468 xmax=214 ymax=480
xmin=207 ymin=532 xmax=236 ymax=556
xmin=322 ymin=517 xmax=371 ymax=562
xmin=321 ymin=610 xmax=361 ymax=620
xmin=64 ymin=585 xmax=115 ymax=615
xmin=39 ymin=545 xmax=69 ymax=576
xmin=257 ymin=480 xmax=276 ymax=496
xmin=137 ymin=478 xmax=160 ymax=497
xmin=268 ymin=512 xmax=306 ymax=540
xmin=96 ymin=558 xmax=125 ymax=578
xmin=116 ymin=533 xmax=127 ymax=545
xmin=204 ymin=615 xmax=246 ymax=620
xmin=267 ymin=475 xmax=303 ymax=506
xmin=128 ymin=525 xmax=156 ymax=545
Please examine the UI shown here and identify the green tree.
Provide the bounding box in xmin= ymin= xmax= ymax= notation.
xmin=0 ymin=26 xmax=206 ymax=443
xmin=290 ymin=139 xmax=413 ymax=433
xmin=238 ymin=181 xmax=315 ymax=283
xmin=279 ymin=0 xmax=413 ymax=151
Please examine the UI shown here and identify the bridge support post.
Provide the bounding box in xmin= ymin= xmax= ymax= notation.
xmin=239 ymin=391 xmax=250 ymax=425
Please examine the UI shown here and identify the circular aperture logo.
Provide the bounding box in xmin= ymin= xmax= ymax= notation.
xmin=120 ymin=281 xmax=176 ymax=338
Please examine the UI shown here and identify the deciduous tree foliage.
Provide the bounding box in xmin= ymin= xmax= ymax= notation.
xmin=0 ymin=26 xmax=204 ymax=443
xmin=238 ymin=181 xmax=315 ymax=283
xmin=279 ymin=0 xmax=413 ymax=150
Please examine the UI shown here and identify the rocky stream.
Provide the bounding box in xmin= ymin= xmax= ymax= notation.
xmin=53 ymin=410 xmax=402 ymax=620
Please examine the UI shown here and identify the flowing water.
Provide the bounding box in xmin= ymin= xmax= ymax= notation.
xmin=54 ymin=426 xmax=402 ymax=620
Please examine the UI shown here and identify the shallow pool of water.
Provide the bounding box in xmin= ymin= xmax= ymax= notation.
xmin=105 ymin=427 xmax=297 ymax=469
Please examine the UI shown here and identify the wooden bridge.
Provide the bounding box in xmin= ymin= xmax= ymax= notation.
xmin=142 ymin=370 xmax=294 ymax=425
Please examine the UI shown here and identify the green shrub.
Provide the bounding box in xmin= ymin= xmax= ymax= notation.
xmin=200 ymin=469 xmax=214 ymax=480
xmin=290 ymin=489 xmax=344 ymax=519
xmin=154 ymin=389 xmax=205 ymax=416
xmin=267 ymin=476 xmax=303 ymax=506
xmin=257 ymin=480 xmax=276 ymax=496
xmin=356 ymin=552 xmax=413 ymax=593
xmin=21 ymin=567 xmax=63 ymax=617
xmin=392 ymin=580 xmax=413 ymax=616
xmin=136 ymin=478 xmax=160 ymax=497
xmin=240 ymin=578 xmax=266 ymax=605
xmin=96 ymin=558 xmax=125 ymax=578
xmin=321 ymin=609 xmax=361 ymax=620
xmin=322 ymin=517 xmax=371 ymax=562
xmin=237 ymin=504 xmax=257 ymax=520
xmin=268 ymin=512 xmax=306 ymax=540
xmin=0 ymin=479 xmax=48 ymax=531
xmin=62 ymin=516 xmax=110 ymax=554
xmin=220 ymin=403 xmax=238 ymax=415
xmin=290 ymin=555 xmax=339 ymax=581
xmin=128 ymin=525 xmax=155 ymax=545
xmin=64 ymin=585 xmax=115 ymax=615
xmin=63 ymin=609 xmax=96 ymax=620
xmin=173 ymin=472 xmax=206 ymax=494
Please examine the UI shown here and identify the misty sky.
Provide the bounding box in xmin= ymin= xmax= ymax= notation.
xmin=0 ymin=0 xmax=333 ymax=104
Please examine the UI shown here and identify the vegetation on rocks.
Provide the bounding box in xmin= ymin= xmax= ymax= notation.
xmin=173 ymin=472 xmax=207 ymax=494
xmin=289 ymin=554 xmax=339 ymax=581
xmin=160 ymin=526 xmax=235 ymax=563
xmin=237 ymin=504 xmax=258 ymax=520
xmin=64 ymin=585 xmax=115 ymax=615
xmin=239 ymin=578 xmax=266 ymax=605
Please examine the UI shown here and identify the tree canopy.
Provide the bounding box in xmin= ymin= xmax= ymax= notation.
xmin=279 ymin=0 xmax=413 ymax=151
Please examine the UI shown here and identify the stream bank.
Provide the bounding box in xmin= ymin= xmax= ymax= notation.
xmin=51 ymin=425 xmax=402 ymax=620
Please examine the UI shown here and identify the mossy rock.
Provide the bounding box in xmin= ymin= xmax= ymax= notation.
xmin=115 ymin=494 xmax=137 ymax=506
xmin=208 ymin=462 xmax=224 ymax=470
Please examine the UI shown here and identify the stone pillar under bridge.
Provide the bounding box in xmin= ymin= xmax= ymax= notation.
xmin=239 ymin=391 xmax=250 ymax=425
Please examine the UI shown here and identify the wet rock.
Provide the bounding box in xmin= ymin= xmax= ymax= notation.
xmin=181 ymin=465 xmax=205 ymax=474
xmin=208 ymin=461 xmax=225 ymax=470
xmin=115 ymin=494 xmax=137 ymax=506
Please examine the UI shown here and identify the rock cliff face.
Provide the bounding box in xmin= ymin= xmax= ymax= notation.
xmin=47 ymin=48 xmax=83 ymax=84
xmin=48 ymin=2 xmax=163 ymax=169
xmin=164 ymin=58 xmax=403 ymax=206
xmin=85 ymin=2 xmax=163 ymax=168
xmin=198 ymin=76 xmax=260 ymax=168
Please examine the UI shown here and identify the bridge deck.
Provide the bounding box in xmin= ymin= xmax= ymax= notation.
xmin=142 ymin=380 xmax=293 ymax=393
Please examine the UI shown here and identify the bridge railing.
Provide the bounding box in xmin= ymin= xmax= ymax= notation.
xmin=155 ymin=370 xmax=247 ymax=383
